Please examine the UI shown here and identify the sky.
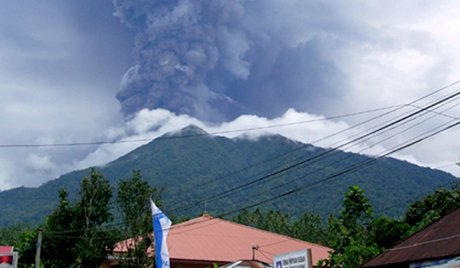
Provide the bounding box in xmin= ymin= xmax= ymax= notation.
xmin=1 ymin=0 xmax=460 ymax=190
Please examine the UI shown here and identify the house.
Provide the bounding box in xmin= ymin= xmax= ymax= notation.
xmin=361 ymin=206 xmax=460 ymax=268
xmin=106 ymin=213 xmax=331 ymax=268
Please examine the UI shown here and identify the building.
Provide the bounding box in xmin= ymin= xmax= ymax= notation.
xmin=107 ymin=213 xmax=332 ymax=268
xmin=0 ymin=246 xmax=18 ymax=268
xmin=361 ymin=206 xmax=460 ymax=268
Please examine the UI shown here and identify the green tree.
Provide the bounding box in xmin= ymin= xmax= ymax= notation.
xmin=339 ymin=186 xmax=373 ymax=233
xmin=42 ymin=189 xmax=79 ymax=268
xmin=256 ymin=210 xmax=291 ymax=236
xmin=0 ymin=223 xmax=31 ymax=248
xmin=404 ymin=187 xmax=460 ymax=232
xmin=323 ymin=214 xmax=341 ymax=248
xmin=116 ymin=170 xmax=164 ymax=268
xmin=232 ymin=208 xmax=253 ymax=226
xmin=40 ymin=168 xmax=116 ymax=268
xmin=291 ymin=211 xmax=327 ymax=245
xmin=74 ymin=168 xmax=115 ymax=268
xmin=370 ymin=216 xmax=409 ymax=249
xmin=17 ymin=227 xmax=41 ymax=268
xmin=320 ymin=186 xmax=379 ymax=268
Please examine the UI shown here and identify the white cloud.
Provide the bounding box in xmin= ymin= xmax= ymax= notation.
xmin=1 ymin=0 xmax=460 ymax=190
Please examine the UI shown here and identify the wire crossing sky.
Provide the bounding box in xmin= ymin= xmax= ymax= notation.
xmin=0 ymin=1 xmax=460 ymax=189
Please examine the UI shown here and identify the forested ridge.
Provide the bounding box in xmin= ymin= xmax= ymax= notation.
xmin=0 ymin=125 xmax=457 ymax=228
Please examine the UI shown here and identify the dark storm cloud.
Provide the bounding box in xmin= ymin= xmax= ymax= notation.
xmin=113 ymin=0 xmax=347 ymax=122
xmin=0 ymin=1 xmax=137 ymax=187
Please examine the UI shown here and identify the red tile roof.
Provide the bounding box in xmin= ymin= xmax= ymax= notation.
xmin=115 ymin=214 xmax=331 ymax=266
xmin=362 ymin=206 xmax=460 ymax=267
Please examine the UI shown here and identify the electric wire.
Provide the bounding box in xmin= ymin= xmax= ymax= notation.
xmin=43 ymin=118 xmax=460 ymax=238
xmin=166 ymin=89 xmax=460 ymax=214
xmin=8 ymin=81 xmax=460 ymax=238
xmin=0 ymin=105 xmax=404 ymax=148
xmin=230 ymin=118 xmax=460 ymax=214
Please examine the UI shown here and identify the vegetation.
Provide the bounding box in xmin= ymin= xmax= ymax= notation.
xmin=116 ymin=170 xmax=164 ymax=268
xmin=1 ymin=178 xmax=458 ymax=267
xmin=231 ymin=185 xmax=460 ymax=268
xmin=0 ymin=126 xmax=459 ymax=267
xmin=0 ymin=125 xmax=457 ymax=227
xmin=14 ymin=169 xmax=118 ymax=267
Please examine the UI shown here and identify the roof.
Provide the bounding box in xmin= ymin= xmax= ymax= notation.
xmin=0 ymin=247 xmax=13 ymax=253
xmin=362 ymin=206 xmax=460 ymax=267
xmin=115 ymin=214 xmax=331 ymax=265
xmin=220 ymin=259 xmax=271 ymax=268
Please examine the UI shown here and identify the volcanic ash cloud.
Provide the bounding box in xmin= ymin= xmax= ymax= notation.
xmin=113 ymin=0 xmax=345 ymax=122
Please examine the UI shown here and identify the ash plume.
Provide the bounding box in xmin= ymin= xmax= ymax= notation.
xmin=113 ymin=0 xmax=346 ymax=122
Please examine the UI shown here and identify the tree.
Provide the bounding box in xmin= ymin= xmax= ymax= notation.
xmin=404 ymin=187 xmax=460 ymax=231
xmin=370 ymin=216 xmax=410 ymax=249
xmin=42 ymin=189 xmax=79 ymax=268
xmin=291 ymin=211 xmax=327 ymax=245
xmin=232 ymin=208 xmax=252 ymax=226
xmin=320 ymin=186 xmax=379 ymax=268
xmin=74 ymin=168 xmax=115 ymax=268
xmin=339 ymin=186 xmax=373 ymax=234
xmin=260 ymin=210 xmax=291 ymax=236
xmin=41 ymin=168 xmax=116 ymax=268
xmin=0 ymin=223 xmax=31 ymax=248
xmin=116 ymin=170 xmax=164 ymax=268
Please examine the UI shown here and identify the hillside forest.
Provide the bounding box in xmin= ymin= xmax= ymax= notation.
xmin=1 ymin=169 xmax=459 ymax=268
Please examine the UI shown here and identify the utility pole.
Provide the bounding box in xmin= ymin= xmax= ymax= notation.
xmin=35 ymin=226 xmax=43 ymax=268
xmin=307 ymin=248 xmax=313 ymax=268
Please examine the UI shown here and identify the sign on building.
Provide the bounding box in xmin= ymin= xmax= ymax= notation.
xmin=0 ymin=252 xmax=18 ymax=268
xmin=273 ymin=249 xmax=310 ymax=268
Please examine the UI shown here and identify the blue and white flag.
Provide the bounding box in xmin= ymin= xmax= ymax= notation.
xmin=151 ymin=199 xmax=172 ymax=268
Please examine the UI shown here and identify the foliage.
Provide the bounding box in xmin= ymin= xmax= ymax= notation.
xmin=231 ymin=208 xmax=293 ymax=237
xmin=404 ymin=187 xmax=460 ymax=231
xmin=42 ymin=189 xmax=79 ymax=268
xmin=370 ymin=216 xmax=409 ymax=249
xmin=230 ymin=185 xmax=460 ymax=267
xmin=74 ymin=168 xmax=115 ymax=268
xmin=318 ymin=186 xmax=379 ymax=268
xmin=36 ymin=168 xmax=117 ymax=268
xmin=0 ymin=223 xmax=31 ymax=248
xmin=339 ymin=186 xmax=373 ymax=232
xmin=291 ymin=211 xmax=327 ymax=245
xmin=16 ymin=227 xmax=41 ymax=268
xmin=1 ymin=127 xmax=457 ymax=227
xmin=116 ymin=170 xmax=163 ymax=268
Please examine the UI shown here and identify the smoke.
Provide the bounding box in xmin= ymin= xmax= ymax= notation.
xmin=113 ymin=0 xmax=346 ymax=122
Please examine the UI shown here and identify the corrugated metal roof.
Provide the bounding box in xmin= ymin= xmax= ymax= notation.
xmin=362 ymin=206 xmax=460 ymax=267
xmin=115 ymin=214 xmax=331 ymax=265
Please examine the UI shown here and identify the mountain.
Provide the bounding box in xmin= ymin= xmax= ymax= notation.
xmin=0 ymin=125 xmax=457 ymax=227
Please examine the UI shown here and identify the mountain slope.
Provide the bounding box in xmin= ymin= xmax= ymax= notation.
xmin=0 ymin=125 xmax=456 ymax=227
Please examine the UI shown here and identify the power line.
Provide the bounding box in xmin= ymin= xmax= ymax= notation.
xmin=43 ymin=115 xmax=459 ymax=239
xmin=0 ymin=105 xmax=404 ymax=148
xmin=4 ymin=82 xmax=460 ymax=238
xmin=167 ymin=88 xmax=460 ymax=214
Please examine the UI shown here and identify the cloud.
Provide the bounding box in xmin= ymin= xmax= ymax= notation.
xmin=18 ymin=103 xmax=458 ymax=191
xmin=1 ymin=0 xmax=460 ymax=191
xmin=0 ymin=1 xmax=135 ymax=189
xmin=48 ymin=108 xmax=356 ymax=178
xmin=112 ymin=0 xmax=350 ymax=122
